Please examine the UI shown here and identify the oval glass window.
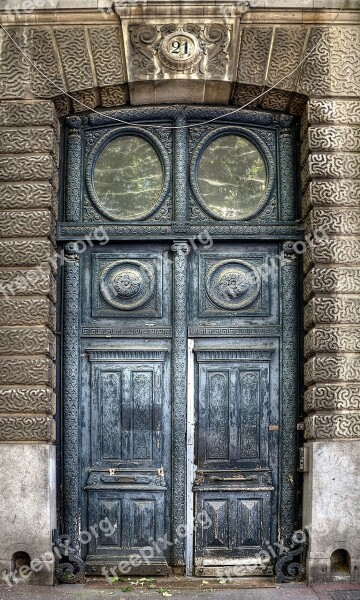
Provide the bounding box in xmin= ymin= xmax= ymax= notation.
xmin=197 ymin=135 xmax=267 ymax=220
xmin=93 ymin=136 xmax=163 ymax=220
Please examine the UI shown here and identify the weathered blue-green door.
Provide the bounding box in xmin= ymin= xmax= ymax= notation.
xmin=60 ymin=106 xmax=301 ymax=577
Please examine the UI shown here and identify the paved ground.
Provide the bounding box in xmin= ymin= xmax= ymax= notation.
xmin=1 ymin=581 xmax=360 ymax=600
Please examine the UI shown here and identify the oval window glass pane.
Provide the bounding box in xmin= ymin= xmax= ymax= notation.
xmin=93 ymin=136 xmax=163 ymax=220
xmin=197 ymin=135 xmax=267 ymax=220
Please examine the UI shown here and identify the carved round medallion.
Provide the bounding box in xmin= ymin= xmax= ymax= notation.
xmin=158 ymin=31 xmax=201 ymax=71
xmin=100 ymin=260 xmax=154 ymax=311
xmin=206 ymin=260 xmax=260 ymax=310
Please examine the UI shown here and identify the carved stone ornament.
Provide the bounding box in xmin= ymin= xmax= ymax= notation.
xmin=158 ymin=30 xmax=201 ymax=71
xmin=127 ymin=23 xmax=231 ymax=79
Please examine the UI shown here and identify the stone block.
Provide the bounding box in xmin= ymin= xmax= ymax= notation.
xmin=0 ymin=443 xmax=56 ymax=585
xmin=0 ymin=210 xmax=53 ymax=238
xmin=304 ymin=296 xmax=360 ymax=330
xmin=0 ymin=102 xmax=56 ymax=127
xmin=0 ymin=266 xmax=55 ymax=301
xmin=54 ymin=27 xmax=94 ymax=91
xmin=0 ymin=298 xmax=55 ymax=328
xmin=0 ymin=416 xmax=55 ymax=442
xmin=306 ymin=126 xmax=360 ymax=154
xmin=302 ymin=180 xmax=360 ymax=215
xmin=0 ymin=240 xmax=54 ymax=267
xmin=0 ymin=327 xmax=55 ymax=358
xmin=303 ymin=440 xmax=360 ymax=582
xmin=0 ymin=356 xmax=55 ymax=387
xmin=237 ymin=26 xmax=273 ymax=85
xmin=266 ymin=26 xmax=306 ymax=90
xmin=100 ymin=85 xmax=128 ymax=107
xmin=305 ymin=384 xmax=360 ymax=412
xmin=0 ymin=155 xmax=55 ymax=182
xmin=305 ymin=354 xmax=360 ymax=386
xmin=88 ymin=26 xmax=125 ymax=87
xmin=305 ymin=326 xmax=360 ymax=358
xmin=304 ymin=266 xmax=360 ymax=301
xmin=0 ymin=128 xmax=56 ymax=155
xmin=306 ymin=99 xmax=360 ymax=127
xmin=306 ymin=208 xmax=360 ymax=236
xmin=304 ymin=238 xmax=360 ymax=273
xmin=0 ymin=182 xmax=55 ymax=211
xmin=0 ymin=388 xmax=55 ymax=415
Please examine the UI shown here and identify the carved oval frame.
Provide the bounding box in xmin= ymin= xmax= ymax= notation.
xmin=85 ymin=126 xmax=171 ymax=222
xmin=189 ymin=125 xmax=275 ymax=222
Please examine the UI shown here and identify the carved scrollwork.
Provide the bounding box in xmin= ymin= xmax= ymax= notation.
xmin=275 ymin=537 xmax=307 ymax=583
xmin=305 ymin=354 xmax=360 ymax=386
xmin=53 ymin=530 xmax=85 ymax=584
xmin=128 ymin=22 xmax=231 ymax=79
xmin=305 ymin=384 xmax=360 ymax=412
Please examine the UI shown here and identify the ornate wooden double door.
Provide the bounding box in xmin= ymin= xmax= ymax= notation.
xmin=60 ymin=106 xmax=301 ymax=577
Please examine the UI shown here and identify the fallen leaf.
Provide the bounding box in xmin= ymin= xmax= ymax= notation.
xmin=162 ymin=593 xmax=172 ymax=598
xmin=202 ymin=580 xmax=209 ymax=585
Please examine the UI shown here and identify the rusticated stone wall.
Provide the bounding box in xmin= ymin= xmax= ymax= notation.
xmin=302 ymin=99 xmax=360 ymax=440
xmin=0 ymin=100 xmax=58 ymax=442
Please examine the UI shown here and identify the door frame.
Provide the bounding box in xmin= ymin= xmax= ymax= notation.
xmin=59 ymin=105 xmax=302 ymax=573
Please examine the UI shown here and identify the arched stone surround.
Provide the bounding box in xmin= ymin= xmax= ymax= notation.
xmin=0 ymin=0 xmax=359 ymax=585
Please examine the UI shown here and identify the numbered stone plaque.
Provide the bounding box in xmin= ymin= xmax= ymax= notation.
xmin=159 ymin=31 xmax=201 ymax=71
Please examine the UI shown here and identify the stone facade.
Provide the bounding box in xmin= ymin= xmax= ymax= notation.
xmin=0 ymin=0 xmax=359 ymax=586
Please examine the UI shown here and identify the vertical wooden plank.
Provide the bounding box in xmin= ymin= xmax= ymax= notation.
xmin=132 ymin=371 xmax=153 ymax=461
xmin=207 ymin=371 xmax=229 ymax=461
xmin=239 ymin=371 xmax=260 ymax=460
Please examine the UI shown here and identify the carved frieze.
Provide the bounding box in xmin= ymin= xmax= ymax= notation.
xmin=0 ymin=240 xmax=53 ymax=267
xmin=0 ymin=416 xmax=55 ymax=442
xmin=0 ymin=387 xmax=55 ymax=415
xmin=305 ymin=326 xmax=360 ymax=358
xmin=306 ymin=208 xmax=360 ymax=236
xmin=0 ymin=266 xmax=55 ymax=301
xmin=0 ymin=210 xmax=52 ymax=238
xmin=305 ymin=384 xmax=360 ymax=412
xmin=88 ymin=26 xmax=125 ymax=87
xmin=304 ymin=267 xmax=360 ymax=301
xmin=303 ymin=180 xmax=360 ymax=215
xmin=237 ymin=27 xmax=272 ymax=85
xmin=305 ymin=354 xmax=360 ymax=386
xmin=305 ymin=413 xmax=360 ymax=441
xmin=72 ymin=89 xmax=99 ymax=113
xmin=304 ymin=239 xmax=360 ymax=273
xmin=54 ymin=27 xmax=94 ymax=91
xmin=0 ymin=101 xmax=56 ymax=127
xmin=305 ymin=296 xmax=360 ymax=330
xmin=0 ymin=327 xmax=55 ymax=357
xmin=0 ymin=155 xmax=54 ymax=182
xmin=0 ymin=298 xmax=55 ymax=329
xmin=0 ymin=357 xmax=55 ymax=386
xmin=125 ymin=22 xmax=232 ymax=80
xmin=267 ymin=26 xmax=306 ymax=90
